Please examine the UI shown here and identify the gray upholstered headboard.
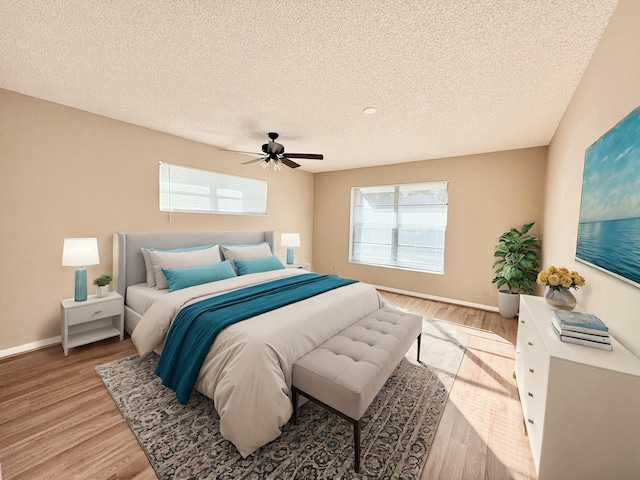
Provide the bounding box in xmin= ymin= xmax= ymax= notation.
xmin=113 ymin=231 xmax=274 ymax=300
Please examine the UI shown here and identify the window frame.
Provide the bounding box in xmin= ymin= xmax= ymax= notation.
xmin=349 ymin=181 xmax=448 ymax=274
xmin=159 ymin=162 xmax=267 ymax=216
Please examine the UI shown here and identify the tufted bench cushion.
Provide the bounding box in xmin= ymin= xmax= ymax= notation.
xmin=291 ymin=307 xmax=422 ymax=472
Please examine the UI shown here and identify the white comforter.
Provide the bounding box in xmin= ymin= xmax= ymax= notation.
xmin=131 ymin=269 xmax=385 ymax=457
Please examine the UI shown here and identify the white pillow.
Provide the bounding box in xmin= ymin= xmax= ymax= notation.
xmin=221 ymin=243 xmax=273 ymax=273
xmin=148 ymin=247 xmax=222 ymax=289
xmin=141 ymin=244 xmax=214 ymax=287
xmin=220 ymin=243 xmax=272 ymax=262
xmin=141 ymin=248 xmax=156 ymax=286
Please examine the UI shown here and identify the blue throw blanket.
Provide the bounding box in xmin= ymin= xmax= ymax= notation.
xmin=155 ymin=273 xmax=358 ymax=404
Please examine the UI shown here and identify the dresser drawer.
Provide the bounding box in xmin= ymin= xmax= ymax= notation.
xmin=519 ymin=361 xmax=547 ymax=428
xmin=523 ymin=399 xmax=543 ymax=463
xmin=520 ymin=323 xmax=550 ymax=375
xmin=515 ymin=317 xmax=534 ymax=380
xmin=66 ymin=299 xmax=122 ymax=326
xmin=522 ymin=371 xmax=546 ymax=422
xmin=515 ymin=316 xmax=534 ymax=350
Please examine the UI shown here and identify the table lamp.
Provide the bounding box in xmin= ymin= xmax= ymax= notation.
xmin=62 ymin=238 xmax=100 ymax=301
xmin=281 ymin=233 xmax=301 ymax=265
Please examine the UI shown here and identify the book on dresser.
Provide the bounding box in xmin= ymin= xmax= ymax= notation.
xmin=550 ymin=310 xmax=612 ymax=351
xmin=550 ymin=315 xmax=611 ymax=337
xmin=550 ymin=322 xmax=613 ymax=351
xmin=551 ymin=310 xmax=609 ymax=333
xmin=549 ymin=322 xmax=612 ymax=343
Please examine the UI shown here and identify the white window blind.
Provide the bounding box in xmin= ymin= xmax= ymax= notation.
xmin=350 ymin=182 xmax=448 ymax=273
xmin=159 ymin=162 xmax=267 ymax=215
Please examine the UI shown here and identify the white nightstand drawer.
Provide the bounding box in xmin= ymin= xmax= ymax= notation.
xmin=66 ymin=299 xmax=122 ymax=326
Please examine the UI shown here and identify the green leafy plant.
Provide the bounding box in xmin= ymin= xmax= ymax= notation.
xmin=93 ymin=274 xmax=112 ymax=287
xmin=492 ymin=222 xmax=541 ymax=295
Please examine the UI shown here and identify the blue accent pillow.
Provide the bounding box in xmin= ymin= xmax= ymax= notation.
xmin=162 ymin=261 xmax=237 ymax=292
xmin=234 ymin=256 xmax=285 ymax=275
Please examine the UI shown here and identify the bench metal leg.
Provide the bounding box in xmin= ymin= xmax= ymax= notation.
xmin=416 ymin=333 xmax=421 ymax=363
xmin=292 ymin=387 xmax=299 ymax=425
xmin=354 ymin=419 xmax=361 ymax=473
xmin=291 ymin=387 xmax=362 ymax=473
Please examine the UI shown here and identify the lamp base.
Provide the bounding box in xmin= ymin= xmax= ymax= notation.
xmin=286 ymin=247 xmax=294 ymax=265
xmin=75 ymin=268 xmax=88 ymax=302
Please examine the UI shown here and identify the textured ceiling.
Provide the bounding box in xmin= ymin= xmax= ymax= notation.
xmin=0 ymin=1 xmax=618 ymax=173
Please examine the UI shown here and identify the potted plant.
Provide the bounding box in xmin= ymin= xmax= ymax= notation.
xmin=93 ymin=274 xmax=112 ymax=298
xmin=492 ymin=222 xmax=541 ymax=318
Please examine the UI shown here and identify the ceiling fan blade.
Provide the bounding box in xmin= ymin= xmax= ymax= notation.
xmin=220 ymin=148 xmax=263 ymax=156
xmin=242 ymin=157 xmax=265 ymax=165
xmin=281 ymin=158 xmax=301 ymax=169
xmin=283 ymin=153 xmax=324 ymax=160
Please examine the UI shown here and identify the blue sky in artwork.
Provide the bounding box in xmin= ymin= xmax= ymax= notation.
xmin=579 ymin=107 xmax=640 ymax=223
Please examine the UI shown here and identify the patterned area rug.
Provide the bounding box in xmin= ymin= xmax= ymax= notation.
xmin=95 ymin=318 xmax=467 ymax=479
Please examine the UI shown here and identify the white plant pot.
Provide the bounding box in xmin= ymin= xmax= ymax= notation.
xmin=96 ymin=285 xmax=109 ymax=298
xmin=497 ymin=290 xmax=520 ymax=318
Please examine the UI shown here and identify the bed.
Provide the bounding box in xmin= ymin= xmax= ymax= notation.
xmin=114 ymin=230 xmax=279 ymax=334
xmin=112 ymin=231 xmax=386 ymax=457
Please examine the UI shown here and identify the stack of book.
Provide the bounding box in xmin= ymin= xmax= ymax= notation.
xmin=550 ymin=310 xmax=612 ymax=351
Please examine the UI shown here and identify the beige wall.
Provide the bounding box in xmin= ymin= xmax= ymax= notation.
xmin=312 ymin=147 xmax=547 ymax=307
xmin=0 ymin=89 xmax=314 ymax=352
xmin=543 ymin=0 xmax=640 ymax=356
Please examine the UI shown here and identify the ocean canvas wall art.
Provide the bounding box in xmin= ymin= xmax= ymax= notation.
xmin=576 ymin=106 xmax=640 ymax=288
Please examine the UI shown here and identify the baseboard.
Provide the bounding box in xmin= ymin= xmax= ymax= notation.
xmin=0 ymin=335 xmax=61 ymax=359
xmin=372 ymin=285 xmax=499 ymax=313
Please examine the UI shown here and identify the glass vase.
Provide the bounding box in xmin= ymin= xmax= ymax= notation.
xmin=545 ymin=287 xmax=576 ymax=311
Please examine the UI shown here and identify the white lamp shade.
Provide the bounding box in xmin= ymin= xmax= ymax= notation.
xmin=62 ymin=238 xmax=100 ymax=266
xmin=281 ymin=233 xmax=301 ymax=248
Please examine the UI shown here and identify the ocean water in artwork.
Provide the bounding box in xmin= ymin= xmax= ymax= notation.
xmin=576 ymin=217 xmax=640 ymax=286
xmin=576 ymin=107 xmax=640 ymax=287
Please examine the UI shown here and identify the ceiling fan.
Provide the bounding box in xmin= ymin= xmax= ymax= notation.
xmin=232 ymin=132 xmax=323 ymax=171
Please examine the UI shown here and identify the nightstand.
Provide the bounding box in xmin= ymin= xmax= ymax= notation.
xmin=60 ymin=292 xmax=124 ymax=356
xmin=285 ymin=262 xmax=311 ymax=271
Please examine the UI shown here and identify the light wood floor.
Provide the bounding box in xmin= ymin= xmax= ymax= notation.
xmin=0 ymin=293 xmax=536 ymax=480
xmin=379 ymin=292 xmax=536 ymax=480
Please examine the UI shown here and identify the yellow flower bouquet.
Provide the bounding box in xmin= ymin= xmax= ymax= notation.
xmin=537 ymin=266 xmax=585 ymax=291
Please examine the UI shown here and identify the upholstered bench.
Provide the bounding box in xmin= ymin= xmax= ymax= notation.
xmin=291 ymin=307 xmax=423 ymax=473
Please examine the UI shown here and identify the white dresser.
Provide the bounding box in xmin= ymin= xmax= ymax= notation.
xmin=516 ymin=295 xmax=640 ymax=480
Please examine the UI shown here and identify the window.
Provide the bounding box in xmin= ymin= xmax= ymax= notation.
xmin=159 ymin=162 xmax=267 ymax=215
xmin=350 ymin=182 xmax=448 ymax=273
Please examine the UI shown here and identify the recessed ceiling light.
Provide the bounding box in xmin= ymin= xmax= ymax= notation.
xmin=363 ymin=106 xmax=377 ymax=115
